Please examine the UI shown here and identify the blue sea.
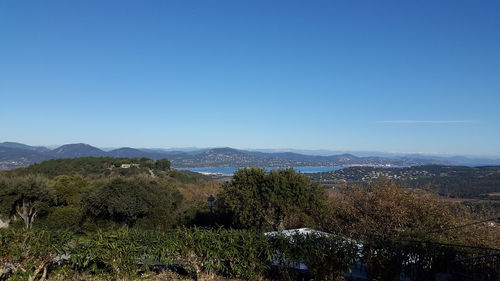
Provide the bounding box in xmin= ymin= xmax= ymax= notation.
xmin=177 ymin=166 xmax=348 ymax=175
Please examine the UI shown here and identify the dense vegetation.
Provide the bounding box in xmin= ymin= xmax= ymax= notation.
xmin=404 ymin=165 xmax=500 ymax=198
xmin=310 ymin=165 xmax=500 ymax=199
xmin=0 ymin=158 xmax=499 ymax=280
xmin=217 ymin=168 xmax=328 ymax=231
xmin=7 ymin=157 xmax=171 ymax=178
xmin=310 ymin=165 xmax=500 ymax=216
xmin=0 ymin=228 xmax=366 ymax=281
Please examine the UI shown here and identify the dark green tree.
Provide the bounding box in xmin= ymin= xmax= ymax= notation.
xmin=83 ymin=177 xmax=183 ymax=227
xmin=218 ymin=168 xmax=328 ymax=230
xmin=0 ymin=175 xmax=55 ymax=229
xmin=154 ymin=159 xmax=171 ymax=170
xmin=40 ymin=176 xmax=90 ymax=230
xmin=50 ymin=175 xmax=90 ymax=206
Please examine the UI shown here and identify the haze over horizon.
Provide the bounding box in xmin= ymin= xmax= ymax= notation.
xmin=2 ymin=140 xmax=500 ymax=159
xmin=1 ymin=0 xmax=499 ymax=156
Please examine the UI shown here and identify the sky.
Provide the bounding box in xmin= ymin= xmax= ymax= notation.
xmin=1 ymin=0 xmax=499 ymax=156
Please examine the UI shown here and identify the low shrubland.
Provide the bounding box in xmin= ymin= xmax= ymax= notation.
xmin=0 ymin=159 xmax=498 ymax=280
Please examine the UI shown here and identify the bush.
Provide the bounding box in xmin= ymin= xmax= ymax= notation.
xmin=267 ymin=231 xmax=358 ymax=281
xmin=0 ymin=228 xmax=362 ymax=280
xmin=83 ymin=177 xmax=184 ymax=228
xmin=41 ymin=206 xmax=83 ymax=230
xmin=217 ymin=168 xmax=329 ymax=231
xmin=0 ymin=229 xmax=72 ymax=281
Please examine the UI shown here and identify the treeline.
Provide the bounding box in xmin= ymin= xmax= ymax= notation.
xmin=311 ymin=165 xmax=500 ymax=199
xmin=7 ymin=157 xmax=172 ymax=178
xmin=0 ymin=158 xmax=216 ymax=232
xmin=403 ymin=165 xmax=500 ymax=198
xmin=0 ymin=158 xmax=499 ymax=280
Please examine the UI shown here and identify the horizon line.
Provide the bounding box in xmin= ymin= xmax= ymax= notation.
xmin=2 ymin=140 xmax=500 ymax=159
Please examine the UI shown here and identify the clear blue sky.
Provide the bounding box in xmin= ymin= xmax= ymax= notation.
xmin=1 ymin=0 xmax=499 ymax=156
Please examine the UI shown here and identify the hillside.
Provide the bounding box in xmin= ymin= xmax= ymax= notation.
xmin=0 ymin=143 xmax=175 ymax=170
xmin=0 ymin=141 xmax=468 ymax=170
xmin=52 ymin=143 xmax=108 ymax=158
xmin=6 ymin=157 xmax=160 ymax=178
xmin=0 ymin=142 xmax=50 ymax=152
xmin=0 ymin=147 xmax=53 ymax=170
xmin=309 ymin=165 xmax=500 ymax=199
xmin=167 ymin=148 xmax=451 ymax=168
xmin=3 ymin=157 xmax=211 ymax=184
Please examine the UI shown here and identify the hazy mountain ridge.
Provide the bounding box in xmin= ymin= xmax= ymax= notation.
xmin=0 ymin=142 xmax=50 ymax=153
xmin=0 ymin=146 xmax=53 ymax=169
xmin=52 ymin=143 xmax=108 ymax=158
xmin=1 ymin=141 xmax=498 ymax=170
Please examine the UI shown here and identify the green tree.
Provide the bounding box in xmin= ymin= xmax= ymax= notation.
xmin=154 ymin=159 xmax=171 ymax=170
xmin=218 ymin=168 xmax=328 ymax=230
xmin=33 ymin=176 xmax=91 ymax=230
xmin=83 ymin=177 xmax=183 ymax=228
xmin=0 ymin=175 xmax=55 ymax=229
xmin=50 ymin=175 xmax=90 ymax=206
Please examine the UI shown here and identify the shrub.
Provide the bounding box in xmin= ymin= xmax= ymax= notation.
xmin=267 ymin=231 xmax=358 ymax=281
xmin=41 ymin=206 xmax=83 ymax=230
xmin=0 ymin=229 xmax=71 ymax=281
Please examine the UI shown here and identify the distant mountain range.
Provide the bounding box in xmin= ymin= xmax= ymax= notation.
xmin=1 ymin=141 xmax=499 ymax=171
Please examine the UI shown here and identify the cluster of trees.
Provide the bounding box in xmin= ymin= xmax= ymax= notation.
xmin=327 ymin=181 xmax=500 ymax=247
xmin=1 ymin=161 xmax=498 ymax=245
xmin=10 ymin=157 xmax=171 ymax=178
xmin=312 ymin=165 xmax=500 ymax=199
xmin=217 ymin=168 xmax=328 ymax=231
xmin=216 ymin=169 xmax=499 ymax=248
xmin=0 ymin=175 xmax=185 ymax=231
xmin=0 ymin=158 xmax=213 ymax=232
xmin=0 ymin=158 xmax=499 ymax=280
xmin=406 ymin=166 xmax=500 ymax=198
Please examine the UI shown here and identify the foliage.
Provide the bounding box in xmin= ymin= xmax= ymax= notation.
xmin=327 ymin=180 xmax=500 ymax=248
xmin=50 ymin=175 xmax=90 ymax=206
xmin=1 ymin=159 xmax=217 ymax=231
xmin=154 ymin=159 xmax=171 ymax=170
xmin=0 ymin=229 xmax=71 ymax=281
xmin=8 ymin=157 xmax=171 ymax=178
xmin=360 ymin=238 xmax=500 ymax=281
xmin=405 ymin=165 xmax=500 ymax=198
xmin=217 ymin=167 xmax=328 ymax=230
xmin=0 ymin=175 xmax=55 ymax=229
xmin=1 ymin=159 xmax=499 ymax=280
xmin=41 ymin=206 xmax=83 ymax=230
xmin=167 ymin=169 xmax=210 ymax=184
xmin=0 ymin=228 xmax=366 ymax=281
xmin=268 ymin=231 xmax=358 ymax=281
xmin=83 ymin=177 xmax=184 ymax=228
xmin=311 ymin=165 xmax=500 ymax=199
